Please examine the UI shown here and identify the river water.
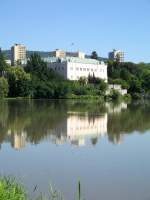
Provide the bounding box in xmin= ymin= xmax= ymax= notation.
xmin=0 ymin=100 xmax=150 ymax=200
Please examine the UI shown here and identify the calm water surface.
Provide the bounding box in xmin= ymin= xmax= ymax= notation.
xmin=0 ymin=100 xmax=150 ymax=200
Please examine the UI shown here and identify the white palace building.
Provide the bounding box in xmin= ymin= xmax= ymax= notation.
xmin=44 ymin=49 xmax=108 ymax=81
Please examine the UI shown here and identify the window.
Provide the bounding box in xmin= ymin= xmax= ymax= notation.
xmin=80 ymin=68 xmax=82 ymax=71
xmin=76 ymin=68 xmax=79 ymax=71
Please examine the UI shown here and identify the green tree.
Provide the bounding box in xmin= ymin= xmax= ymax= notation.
xmin=109 ymin=89 xmax=121 ymax=100
xmin=141 ymin=71 xmax=150 ymax=92
xmin=79 ymin=77 xmax=87 ymax=86
xmin=128 ymin=78 xmax=142 ymax=94
xmin=25 ymin=53 xmax=48 ymax=80
xmin=120 ymin=68 xmax=131 ymax=81
xmin=0 ymin=77 xmax=8 ymax=98
xmin=91 ymin=51 xmax=98 ymax=59
xmin=6 ymin=66 xmax=31 ymax=97
xmin=25 ymin=53 xmax=63 ymax=81
xmin=0 ymin=52 xmax=7 ymax=77
xmin=97 ymin=79 xmax=108 ymax=92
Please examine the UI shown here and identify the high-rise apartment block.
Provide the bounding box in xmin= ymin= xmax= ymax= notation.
xmin=49 ymin=49 xmax=66 ymax=58
xmin=11 ymin=44 xmax=26 ymax=66
xmin=108 ymin=49 xmax=124 ymax=62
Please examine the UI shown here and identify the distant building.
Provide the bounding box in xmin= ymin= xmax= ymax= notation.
xmin=49 ymin=49 xmax=85 ymax=59
xmin=107 ymin=84 xmax=127 ymax=96
xmin=66 ymin=51 xmax=85 ymax=59
xmin=44 ymin=50 xmax=108 ymax=81
xmin=108 ymin=49 xmax=124 ymax=62
xmin=11 ymin=44 xmax=26 ymax=66
xmin=49 ymin=49 xmax=66 ymax=58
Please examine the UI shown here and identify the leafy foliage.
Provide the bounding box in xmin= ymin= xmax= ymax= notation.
xmin=0 ymin=177 xmax=26 ymax=200
xmin=0 ymin=77 xmax=9 ymax=98
xmin=0 ymin=52 xmax=8 ymax=76
xmin=91 ymin=51 xmax=98 ymax=59
xmin=6 ymin=66 xmax=31 ymax=97
xmin=108 ymin=61 xmax=150 ymax=99
xmin=109 ymin=89 xmax=121 ymax=100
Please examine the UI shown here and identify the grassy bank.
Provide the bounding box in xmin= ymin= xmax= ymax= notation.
xmin=2 ymin=92 xmax=131 ymax=103
xmin=0 ymin=177 xmax=83 ymax=200
xmin=0 ymin=177 xmax=26 ymax=200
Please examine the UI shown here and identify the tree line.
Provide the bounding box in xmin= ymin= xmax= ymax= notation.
xmin=108 ymin=60 xmax=150 ymax=99
xmin=0 ymin=50 xmax=150 ymax=100
xmin=0 ymin=52 xmax=108 ymax=99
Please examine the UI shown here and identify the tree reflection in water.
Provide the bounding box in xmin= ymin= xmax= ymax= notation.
xmin=0 ymin=100 xmax=150 ymax=150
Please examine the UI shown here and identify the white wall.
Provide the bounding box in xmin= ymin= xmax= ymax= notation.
xmin=47 ymin=61 xmax=108 ymax=81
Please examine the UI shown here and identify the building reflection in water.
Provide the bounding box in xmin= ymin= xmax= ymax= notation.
xmin=0 ymin=102 xmax=130 ymax=149
xmin=7 ymin=130 xmax=27 ymax=150
xmin=106 ymin=102 xmax=128 ymax=145
xmin=50 ymin=112 xmax=108 ymax=146
xmin=106 ymin=102 xmax=127 ymax=113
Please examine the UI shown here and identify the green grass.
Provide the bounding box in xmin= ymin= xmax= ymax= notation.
xmin=0 ymin=177 xmax=83 ymax=200
xmin=0 ymin=177 xmax=27 ymax=200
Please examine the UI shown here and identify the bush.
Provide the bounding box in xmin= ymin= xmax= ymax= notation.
xmin=6 ymin=67 xmax=32 ymax=97
xmin=0 ymin=77 xmax=8 ymax=98
xmin=123 ymin=94 xmax=132 ymax=102
xmin=109 ymin=89 xmax=121 ymax=100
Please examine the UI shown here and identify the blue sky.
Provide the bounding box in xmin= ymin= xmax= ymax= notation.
xmin=0 ymin=0 xmax=150 ymax=62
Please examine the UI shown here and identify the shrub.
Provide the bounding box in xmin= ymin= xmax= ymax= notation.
xmin=6 ymin=66 xmax=31 ymax=97
xmin=109 ymin=89 xmax=121 ymax=100
xmin=0 ymin=77 xmax=9 ymax=98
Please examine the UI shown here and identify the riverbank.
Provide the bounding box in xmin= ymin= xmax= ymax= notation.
xmin=2 ymin=92 xmax=131 ymax=103
xmin=0 ymin=177 xmax=82 ymax=200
